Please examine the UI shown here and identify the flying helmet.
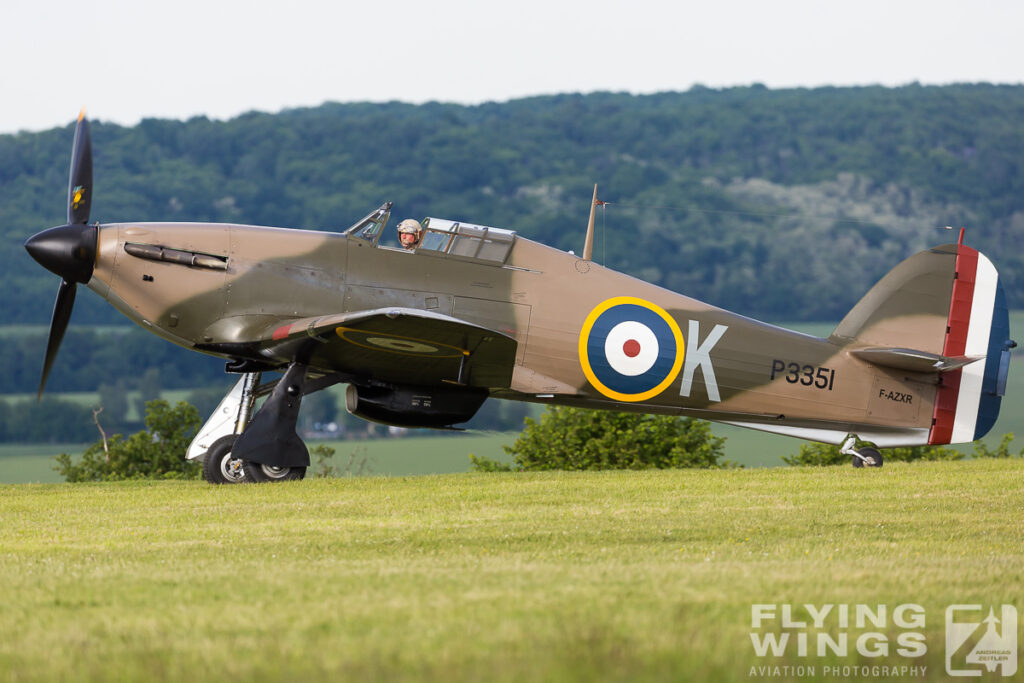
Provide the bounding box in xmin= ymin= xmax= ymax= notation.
xmin=397 ymin=219 xmax=422 ymax=235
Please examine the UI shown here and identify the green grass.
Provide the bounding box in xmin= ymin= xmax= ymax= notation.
xmin=0 ymin=460 xmax=1021 ymax=682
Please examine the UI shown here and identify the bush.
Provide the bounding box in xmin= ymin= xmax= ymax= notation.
xmin=972 ymin=433 xmax=1023 ymax=458
xmin=471 ymin=406 xmax=730 ymax=471
xmin=310 ymin=444 xmax=337 ymax=478
xmin=55 ymin=400 xmax=202 ymax=482
xmin=783 ymin=439 xmax=963 ymax=466
xmin=468 ymin=453 xmax=513 ymax=472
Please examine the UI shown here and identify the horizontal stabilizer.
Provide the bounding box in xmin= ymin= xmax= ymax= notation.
xmin=850 ymin=347 xmax=983 ymax=373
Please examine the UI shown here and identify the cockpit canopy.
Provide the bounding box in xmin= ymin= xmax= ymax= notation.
xmin=417 ymin=217 xmax=515 ymax=264
xmin=345 ymin=203 xmax=392 ymax=243
xmin=345 ymin=203 xmax=516 ymax=265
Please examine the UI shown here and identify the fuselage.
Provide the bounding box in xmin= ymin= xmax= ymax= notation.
xmin=84 ymin=220 xmax=939 ymax=446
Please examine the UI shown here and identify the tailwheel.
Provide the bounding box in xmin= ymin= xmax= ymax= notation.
xmin=242 ymin=461 xmax=307 ymax=483
xmin=851 ymin=447 xmax=883 ymax=468
xmin=202 ymin=435 xmax=248 ymax=484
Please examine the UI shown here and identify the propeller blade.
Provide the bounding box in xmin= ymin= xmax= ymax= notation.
xmin=67 ymin=111 xmax=92 ymax=225
xmin=38 ymin=279 xmax=77 ymax=399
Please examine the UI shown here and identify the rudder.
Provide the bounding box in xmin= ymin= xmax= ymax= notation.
xmin=929 ymin=245 xmax=1012 ymax=444
xmin=831 ymin=241 xmax=1014 ymax=446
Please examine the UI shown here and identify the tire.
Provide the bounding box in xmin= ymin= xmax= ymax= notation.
xmin=852 ymin=447 xmax=883 ymax=468
xmin=860 ymin=447 xmax=883 ymax=467
xmin=202 ymin=435 xmax=247 ymax=484
xmin=242 ymin=460 xmax=307 ymax=483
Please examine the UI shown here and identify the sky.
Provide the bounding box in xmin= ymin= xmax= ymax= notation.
xmin=2 ymin=0 xmax=1023 ymax=134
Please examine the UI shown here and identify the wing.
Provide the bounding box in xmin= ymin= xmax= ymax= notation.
xmin=256 ymin=307 xmax=517 ymax=388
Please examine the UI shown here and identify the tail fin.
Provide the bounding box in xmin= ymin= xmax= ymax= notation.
xmin=831 ymin=240 xmax=1013 ymax=445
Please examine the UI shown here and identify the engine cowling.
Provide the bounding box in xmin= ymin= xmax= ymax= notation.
xmin=345 ymin=384 xmax=488 ymax=429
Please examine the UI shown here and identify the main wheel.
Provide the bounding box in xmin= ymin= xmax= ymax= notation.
xmin=202 ymin=435 xmax=248 ymax=484
xmin=852 ymin=447 xmax=883 ymax=468
xmin=242 ymin=461 xmax=307 ymax=483
xmin=861 ymin=447 xmax=883 ymax=467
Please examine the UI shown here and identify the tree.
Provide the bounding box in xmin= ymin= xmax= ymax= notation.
xmin=0 ymin=400 xmax=8 ymax=441
xmin=97 ymin=379 xmax=130 ymax=430
xmin=4 ymin=397 xmax=94 ymax=443
xmin=471 ymin=406 xmax=729 ymax=471
xmin=55 ymin=400 xmax=202 ymax=481
xmin=5 ymin=86 xmax=1024 ymax=331
xmin=134 ymin=367 xmax=162 ymax=418
xmin=301 ymin=390 xmax=337 ymax=431
xmin=187 ymin=385 xmax=229 ymax=419
xmin=138 ymin=367 xmax=162 ymax=400
xmin=466 ymin=398 xmax=533 ymax=431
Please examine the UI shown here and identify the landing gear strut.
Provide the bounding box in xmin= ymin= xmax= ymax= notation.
xmin=188 ymin=364 xmax=316 ymax=484
xmin=190 ymin=372 xmax=262 ymax=484
xmin=840 ymin=436 xmax=884 ymax=468
xmin=231 ymin=361 xmax=309 ymax=479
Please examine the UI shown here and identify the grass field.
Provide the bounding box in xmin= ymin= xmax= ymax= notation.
xmin=0 ymin=460 xmax=1021 ymax=682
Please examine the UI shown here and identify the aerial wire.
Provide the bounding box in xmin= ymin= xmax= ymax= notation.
xmin=601 ymin=201 xmax=606 ymax=265
xmin=601 ymin=200 xmax=924 ymax=228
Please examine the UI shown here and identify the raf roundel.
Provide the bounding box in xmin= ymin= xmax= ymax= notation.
xmin=578 ymin=297 xmax=685 ymax=402
xmin=335 ymin=327 xmax=465 ymax=358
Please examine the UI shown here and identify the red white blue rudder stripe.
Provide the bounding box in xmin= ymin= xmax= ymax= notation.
xmin=929 ymin=245 xmax=1011 ymax=444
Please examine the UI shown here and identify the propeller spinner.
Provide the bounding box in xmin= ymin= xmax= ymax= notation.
xmin=23 ymin=111 xmax=98 ymax=398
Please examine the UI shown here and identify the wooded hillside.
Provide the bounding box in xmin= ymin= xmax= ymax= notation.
xmin=3 ymin=84 xmax=1022 ymax=326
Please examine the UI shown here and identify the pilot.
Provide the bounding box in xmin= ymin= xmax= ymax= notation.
xmin=397 ymin=219 xmax=423 ymax=250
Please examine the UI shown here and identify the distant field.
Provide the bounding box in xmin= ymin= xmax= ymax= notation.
xmin=0 ymin=443 xmax=87 ymax=483
xmin=780 ymin=310 xmax=1022 ymax=349
xmin=0 ymin=389 xmax=196 ymax=422
xmin=0 ymin=324 xmax=132 ymax=338
xmin=0 ymin=460 xmax=1021 ymax=682
xmin=0 ymin=433 xmax=519 ymax=484
xmin=8 ymin=372 xmax=1022 ymax=483
xmin=0 ymin=315 xmax=1019 ymax=480
xmin=2 ymin=356 xmax=1021 ymax=482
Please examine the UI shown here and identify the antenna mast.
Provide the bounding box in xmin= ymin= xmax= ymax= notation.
xmin=583 ymin=184 xmax=599 ymax=261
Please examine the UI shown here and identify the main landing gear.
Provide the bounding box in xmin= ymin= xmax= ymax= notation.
xmin=840 ymin=435 xmax=884 ymax=468
xmin=188 ymin=363 xmax=320 ymax=484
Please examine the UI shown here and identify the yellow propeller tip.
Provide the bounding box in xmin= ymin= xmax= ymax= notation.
xmin=78 ymin=107 xmax=86 ymax=122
